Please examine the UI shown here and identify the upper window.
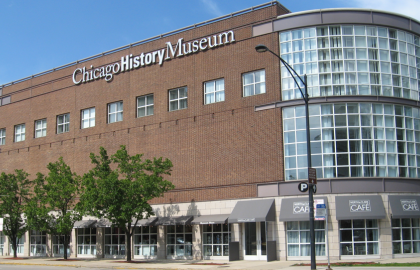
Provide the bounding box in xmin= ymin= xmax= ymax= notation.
xmin=169 ymin=87 xmax=187 ymax=111
xmin=204 ymin=79 xmax=225 ymax=104
xmin=243 ymin=70 xmax=266 ymax=97
xmin=108 ymin=101 xmax=123 ymax=123
xmin=57 ymin=113 xmax=70 ymax=134
xmin=14 ymin=124 xmax=25 ymax=142
xmin=81 ymin=107 xmax=95 ymax=129
xmin=35 ymin=119 xmax=47 ymax=138
xmin=280 ymin=25 xmax=420 ymax=101
xmin=137 ymin=94 xmax=154 ymax=117
xmin=0 ymin=128 xmax=5 ymax=145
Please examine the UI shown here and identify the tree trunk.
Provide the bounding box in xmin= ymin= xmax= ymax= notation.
xmin=10 ymin=236 xmax=17 ymax=258
xmin=63 ymin=235 xmax=69 ymax=260
xmin=125 ymin=229 xmax=132 ymax=262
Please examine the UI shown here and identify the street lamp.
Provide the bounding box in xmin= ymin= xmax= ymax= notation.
xmin=255 ymin=44 xmax=316 ymax=270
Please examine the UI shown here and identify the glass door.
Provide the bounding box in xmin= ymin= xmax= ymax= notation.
xmin=243 ymin=222 xmax=267 ymax=260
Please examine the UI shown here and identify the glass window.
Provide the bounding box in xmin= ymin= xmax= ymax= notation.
xmin=77 ymin=228 xmax=97 ymax=256
xmin=52 ymin=235 xmax=71 ymax=257
xmin=134 ymin=226 xmax=157 ymax=257
xmin=204 ymin=79 xmax=225 ymax=104
xmin=340 ymin=219 xmax=379 ymax=255
xmin=169 ymin=87 xmax=188 ymax=111
xmin=108 ymin=101 xmax=123 ymax=123
xmin=287 ymin=221 xmax=326 ymax=257
xmin=30 ymin=230 xmax=47 ymax=256
xmin=14 ymin=124 xmax=25 ymax=142
xmin=203 ymin=224 xmax=230 ymax=257
xmin=137 ymin=94 xmax=154 ymax=117
xmin=105 ymin=227 xmax=125 ymax=256
xmin=392 ymin=218 xmax=420 ymax=254
xmin=279 ymin=26 xmax=420 ymax=101
xmin=35 ymin=119 xmax=47 ymax=138
xmin=57 ymin=113 xmax=70 ymax=133
xmin=10 ymin=235 xmax=24 ymax=255
xmin=166 ymin=225 xmax=192 ymax=257
xmin=283 ymin=103 xmax=420 ymax=180
xmin=0 ymin=128 xmax=5 ymax=145
xmin=243 ymin=70 xmax=266 ymax=97
xmin=81 ymin=107 xmax=95 ymax=129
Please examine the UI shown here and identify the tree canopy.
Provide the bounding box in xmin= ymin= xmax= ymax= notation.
xmin=80 ymin=145 xmax=174 ymax=261
xmin=0 ymin=170 xmax=31 ymax=257
xmin=25 ymin=157 xmax=83 ymax=259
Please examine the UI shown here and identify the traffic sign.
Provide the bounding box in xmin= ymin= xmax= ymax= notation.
xmin=308 ymin=168 xmax=317 ymax=184
xmin=298 ymin=182 xmax=309 ymax=192
xmin=312 ymin=184 xmax=317 ymax=194
xmin=315 ymin=203 xmax=326 ymax=220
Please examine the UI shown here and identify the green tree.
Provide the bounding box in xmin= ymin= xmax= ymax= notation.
xmin=26 ymin=157 xmax=82 ymax=260
xmin=80 ymin=145 xmax=174 ymax=261
xmin=0 ymin=170 xmax=31 ymax=257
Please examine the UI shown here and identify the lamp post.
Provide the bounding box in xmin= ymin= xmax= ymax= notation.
xmin=255 ymin=44 xmax=316 ymax=270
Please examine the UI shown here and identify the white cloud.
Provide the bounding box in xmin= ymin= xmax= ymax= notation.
xmin=347 ymin=0 xmax=420 ymax=21
xmin=200 ymin=0 xmax=224 ymax=17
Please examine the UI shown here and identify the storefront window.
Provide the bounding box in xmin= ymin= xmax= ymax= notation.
xmin=9 ymin=235 xmax=24 ymax=255
xmin=166 ymin=225 xmax=192 ymax=257
xmin=202 ymin=223 xmax=230 ymax=257
xmin=105 ymin=227 xmax=125 ymax=256
xmin=30 ymin=230 xmax=46 ymax=256
xmin=287 ymin=221 xmax=325 ymax=256
xmin=392 ymin=218 xmax=420 ymax=254
xmin=77 ymin=228 xmax=97 ymax=256
xmin=340 ymin=219 xmax=379 ymax=255
xmin=52 ymin=235 xmax=71 ymax=256
xmin=134 ymin=226 xmax=157 ymax=257
xmin=0 ymin=232 xmax=4 ymax=256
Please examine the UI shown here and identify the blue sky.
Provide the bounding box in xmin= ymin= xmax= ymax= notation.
xmin=1 ymin=0 xmax=420 ymax=86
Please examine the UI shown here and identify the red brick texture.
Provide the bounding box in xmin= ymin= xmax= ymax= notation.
xmin=0 ymin=4 xmax=288 ymax=204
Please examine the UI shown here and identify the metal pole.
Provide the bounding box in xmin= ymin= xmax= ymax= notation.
xmin=304 ymin=75 xmax=316 ymax=270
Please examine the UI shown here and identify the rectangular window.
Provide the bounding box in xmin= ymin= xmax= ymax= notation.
xmin=392 ymin=218 xmax=420 ymax=254
xmin=287 ymin=221 xmax=325 ymax=257
xmin=134 ymin=226 xmax=157 ymax=257
xmin=166 ymin=225 xmax=192 ymax=257
xmin=243 ymin=70 xmax=266 ymax=97
xmin=0 ymin=128 xmax=5 ymax=145
xmin=77 ymin=228 xmax=97 ymax=256
xmin=169 ymin=87 xmax=187 ymax=111
xmin=35 ymin=119 xmax=47 ymax=138
xmin=108 ymin=101 xmax=123 ymax=123
xmin=81 ymin=108 xmax=95 ymax=129
xmin=339 ymin=219 xmax=379 ymax=255
xmin=57 ymin=113 xmax=70 ymax=134
xmin=204 ymin=79 xmax=225 ymax=104
xmin=14 ymin=124 xmax=25 ymax=142
xmin=104 ymin=227 xmax=125 ymax=256
xmin=202 ymin=224 xmax=230 ymax=257
xmin=137 ymin=94 xmax=154 ymax=117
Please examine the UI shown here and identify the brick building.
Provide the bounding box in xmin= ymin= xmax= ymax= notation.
xmin=0 ymin=1 xmax=419 ymax=262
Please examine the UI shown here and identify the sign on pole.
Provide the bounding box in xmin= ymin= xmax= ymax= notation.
xmin=298 ymin=182 xmax=309 ymax=192
xmin=308 ymin=168 xmax=317 ymax=184
xmin=315 ymin=203 xmax=326 ymax=220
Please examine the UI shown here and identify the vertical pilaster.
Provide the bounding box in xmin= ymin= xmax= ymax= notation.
xmin=192 ymin=224 xmax=201 ymax=259
xmin=157 ymin=225 xmax=166 ymax=259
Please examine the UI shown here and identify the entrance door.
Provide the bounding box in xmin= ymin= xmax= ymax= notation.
xmin=243 ymin=222 xmax=266 ymax=260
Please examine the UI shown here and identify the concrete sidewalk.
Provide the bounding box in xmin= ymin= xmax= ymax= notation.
xmin=0 ymin=257 xmax=418 ymax=269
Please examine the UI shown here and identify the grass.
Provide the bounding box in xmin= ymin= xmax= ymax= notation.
xmin=293 ymin=262 xmax=420 ymax=267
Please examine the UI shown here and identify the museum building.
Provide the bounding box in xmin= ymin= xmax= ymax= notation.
xmin=0 ymin=0 xmax=419 ymax=262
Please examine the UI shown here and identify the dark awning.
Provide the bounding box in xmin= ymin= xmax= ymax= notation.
xmin=155 ymin=216 xmax=193 ymax=226
xmin=131 ymin=217 xmax=158 ymax=226
xmin=335 ymin=195 xmax=386 ymax=220
xmin=93 ymin=219 xmax=113 ymax=227
xmin=73 ymin=220 xmax=97 ymax=228
xmin=228 ymin=199 xmax=275 ymax=223
xmin=279 ymin=197 xmax=328 ymax=222
xmin=389 ymin=195 xmax=420 ymax=219
xmin=191 ymin=214 xmax=230 ymax=225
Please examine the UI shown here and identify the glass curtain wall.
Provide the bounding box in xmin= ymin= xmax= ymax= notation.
xmin=283 ymin=103 xmax=420 ymax=180
xmin=280 ymin=25 xmax=420 ymax=101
